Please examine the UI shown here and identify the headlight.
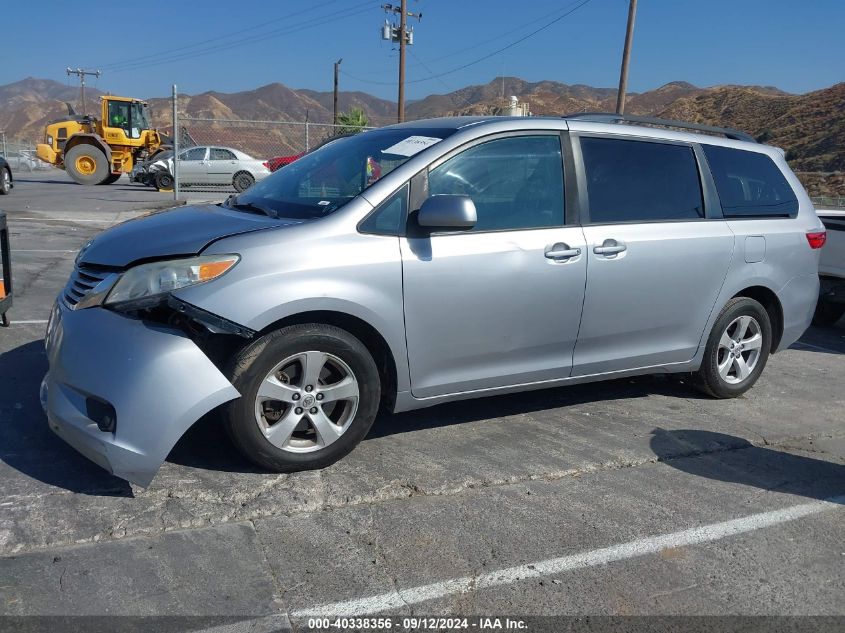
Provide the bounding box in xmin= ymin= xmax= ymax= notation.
xmin=105 ymin=254 xmax=239 ymax=307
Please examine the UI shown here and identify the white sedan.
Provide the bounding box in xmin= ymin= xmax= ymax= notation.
xmin=154 ymin=146 xmax=271 ymax=192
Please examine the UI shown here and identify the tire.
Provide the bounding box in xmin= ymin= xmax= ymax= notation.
xmin=811 ymin=300 xmax=845 ymax=327
xmin=0 ymin=168 xmax=10 ymax=195
xmin=233 ymin=171 xmax=255 ymax=193
xmin=222 ymin=323 xmax=381 ymax=472
xmin=154 ymin=171 xmax=174 ymax=191
xmin=98 ymin=173 xmax=122 ymax=185
xmin=694 ymin=297 xmax=772 ymax=399
xmin=65 ymin=144 xmax=109 ymax=185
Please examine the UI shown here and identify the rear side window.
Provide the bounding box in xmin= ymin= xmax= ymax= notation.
xmin=580 ymin=137 xmax=704 ymax=223
xmin=702 ymin=145 xmax=798 ymax=218
xmin=210 ymin=148 xmax=236 ymax=160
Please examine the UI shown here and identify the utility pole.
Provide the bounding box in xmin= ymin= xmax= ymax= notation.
xmin=172 ymin=84 xmax=180 ymax=201
xmin=66 ymin=67 xmax=101 ymax=116
xmin=381 ymin=2 xmax=421 ymax=123
xmin=333 ymin=58 xmax=343 ymax=125
xmin=615 ymin=0 xmax=637 ymax=114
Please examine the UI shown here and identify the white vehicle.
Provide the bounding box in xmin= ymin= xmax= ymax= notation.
xmin=150 ymin=145 xmax=271 ymax=192
xmin=815 ymin=209 xmax=845 ymax=326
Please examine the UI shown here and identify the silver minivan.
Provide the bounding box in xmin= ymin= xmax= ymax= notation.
xmin=42 ymin=114 xmax=825 ymax=486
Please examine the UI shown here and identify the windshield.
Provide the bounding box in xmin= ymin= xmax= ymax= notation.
xmin=231 ymin=128 xmax=455 ymax=219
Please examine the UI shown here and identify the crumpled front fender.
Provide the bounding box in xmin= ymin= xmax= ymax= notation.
xmin=45 ymin=304 xmax=240 ymax=487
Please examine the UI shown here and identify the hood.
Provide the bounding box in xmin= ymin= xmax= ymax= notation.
xmin=78 ymin=204 xmax=300 ymax=267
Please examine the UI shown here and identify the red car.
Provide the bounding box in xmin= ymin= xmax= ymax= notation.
xmin=265 ymin=153 xmax=303 ymax=172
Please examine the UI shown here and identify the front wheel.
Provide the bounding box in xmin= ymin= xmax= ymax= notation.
xmin=154 ymin=171 xmax=174 ymax=191
xmin=0 ymin=168 xmax=10 ymax=194
xmin=223 ymin=324 xmax=381 ymax=472
xmin=65 ymin=145 xmax=109 ymax=185
xmin=694 ymin=297 xmax=772 ymax=398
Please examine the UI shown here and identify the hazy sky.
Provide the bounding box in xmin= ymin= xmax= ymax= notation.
xmin=4 ymin=0 xmax=843 ymax=100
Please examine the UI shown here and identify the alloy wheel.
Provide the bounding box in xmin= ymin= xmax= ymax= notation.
xmin=254 ymin=351 xmax=359 ymax=453
xmin=716 ymin=315 xmax=763 ymax=385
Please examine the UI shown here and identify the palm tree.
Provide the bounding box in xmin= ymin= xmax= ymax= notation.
xmin=336 ymin=107 xmax=368 ymax=135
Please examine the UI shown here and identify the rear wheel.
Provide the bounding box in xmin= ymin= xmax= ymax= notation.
xmin=0 ymin=168 xmax=10 ymax=194
xmin=99 ymin=173 xmax=122 ymax=185
xmin=233 ymin=171 xmax=255 ymax=193
xmin=694 ymin=297 xmax=772 ymax=398
xmin=65 ymin=145 xmax=109 ymax=185
xmin=223 ymin=324 xmax=381 ymax=472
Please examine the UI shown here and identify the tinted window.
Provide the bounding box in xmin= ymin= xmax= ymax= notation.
xmin=581 ymin=137 xmax=704 ymax=223
xmin=360 ymin=184 xmax=408 ymax=235
xmin=210 ymin=148 xmax=236 ymax=160
xmin=702 ymin=145 xmax=798 ymax=218
xmin=428 ymin=135 xmax=564 ymax=232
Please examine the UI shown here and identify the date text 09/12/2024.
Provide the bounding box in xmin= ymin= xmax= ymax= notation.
xmin=307 ymin=616 xmax=528 ymax=630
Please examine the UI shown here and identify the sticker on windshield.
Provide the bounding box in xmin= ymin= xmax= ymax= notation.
xmin=381 ymin=135 xmax=442 ymax=157
xmin=317 ymin=200 xmax=331 ymax=205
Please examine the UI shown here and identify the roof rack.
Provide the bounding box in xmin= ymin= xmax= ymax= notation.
xmin=565 ymin=112 xmax=757 ymax=144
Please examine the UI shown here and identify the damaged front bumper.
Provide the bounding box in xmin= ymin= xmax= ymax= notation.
xmin=42 ymin=302 xmax=240 ymax=487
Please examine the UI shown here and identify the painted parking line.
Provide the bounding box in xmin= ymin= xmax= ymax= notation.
xmin=6 ymin=319 xmax=49 ymax=325
xmin=292 ymin=495 xmax=845 ymax=617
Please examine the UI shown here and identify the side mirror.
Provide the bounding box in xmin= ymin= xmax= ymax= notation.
xmin=417 ymin=195 xmax=477 ymax=230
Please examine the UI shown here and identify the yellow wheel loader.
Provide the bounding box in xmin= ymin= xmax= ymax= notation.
xmin=36 ymin=96 xmax=166 ymax=185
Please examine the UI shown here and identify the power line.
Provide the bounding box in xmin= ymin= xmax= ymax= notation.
xmin=343 ymin=0 xmax=594 ymax=86
xmin=97 ymin=2 xmax=340 ymax=71
xmin=345 ymin=0 xmax=589 ymax=80
xmin=407 ymin=48 xmax=475 ymax=111
xmin=112 ymin=2 xmax=378 ymax=74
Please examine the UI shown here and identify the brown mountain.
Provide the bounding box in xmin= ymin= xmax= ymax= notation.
xmin=1 ymin=76 xmax=842 ymax=195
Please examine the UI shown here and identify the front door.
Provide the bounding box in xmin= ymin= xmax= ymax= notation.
xmin=571 ymin=135 xmax=735 ymax=376
xmin=177 ymin=146 xmax=208 ymax=184
xmin=401 ymin=133 xmax=588 ymax=398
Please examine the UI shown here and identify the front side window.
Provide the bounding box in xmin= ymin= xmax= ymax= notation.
xmin=180 ymin=147 xmax=206 ymax=161
xmin=702 ymin=145 xmax=798 ymax=218
xmin=428 ymin=135 xmax=564 ymax=232
xmin=580 ymin=137 xmax=704 ymax=223
xmin=359 ymin=184 xmax=408 ymax=235
xmin=231 ymin=128 xmax=454 ymax=220
xmin=107 ymin=101 xmax=130 ymax=134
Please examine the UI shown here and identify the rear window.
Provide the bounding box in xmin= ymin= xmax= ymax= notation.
xmin=580 ymin=137 xmax=704 ymax=223
xmin=702 ymin=145 xmax=798 ymax=218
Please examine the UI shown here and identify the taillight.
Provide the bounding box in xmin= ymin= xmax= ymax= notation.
xmin=806 ymin=230 xmax=826 ymax=249
xmin=262 ymin=161 xmax=270 ymax=169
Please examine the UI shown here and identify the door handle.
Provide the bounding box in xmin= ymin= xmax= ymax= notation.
xmin=545 ymin=243 xmax=581 ymax=260
xmin=593 ymin=239 xmax=627 ymax=256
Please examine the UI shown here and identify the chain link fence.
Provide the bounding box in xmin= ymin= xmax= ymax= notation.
xmin=811 ymin=196 xmax=845 ymax=210
xmin=0 ymin=137 xmax=50 ymax=173
xmin=139 ymin=97 xmax=383 ymax=198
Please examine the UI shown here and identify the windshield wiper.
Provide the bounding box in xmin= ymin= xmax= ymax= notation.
xmin=225 ymin=196 xmax=278 ymax=219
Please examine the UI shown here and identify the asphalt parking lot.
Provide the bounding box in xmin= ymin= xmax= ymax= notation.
xmin=1 ymin=172 xmax=843 ymax=629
